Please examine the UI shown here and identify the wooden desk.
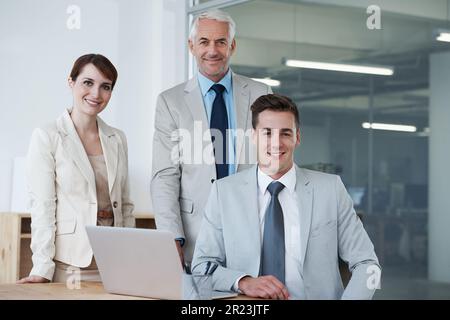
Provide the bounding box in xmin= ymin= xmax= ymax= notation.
xmin=0 ymin=282 xmax=248 ymax=300
xmin=0 ymin=282 xmax=150 ymax=300
xmin=134 ymin=212 xmax=156 ymax=229
xmin=0 ymin=212 xmax=156 ymax=284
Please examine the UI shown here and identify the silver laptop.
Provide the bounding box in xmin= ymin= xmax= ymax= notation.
xmin=85 ymin=226 xmax=237 ymax=300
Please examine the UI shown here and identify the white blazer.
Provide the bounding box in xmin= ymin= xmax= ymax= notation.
xmin=27 ymin=109 xmax=135 ymax=280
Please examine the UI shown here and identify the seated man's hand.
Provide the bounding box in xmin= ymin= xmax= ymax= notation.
xmin=238 ymin=275 xmax=290 ymax=300
xmin=17 ymin=275 xmax=50 ymax=284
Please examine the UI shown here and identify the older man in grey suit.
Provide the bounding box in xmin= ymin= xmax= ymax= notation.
xmin=192 ymin=94 xmax=381 ymax=299
xmin=151 ymin=9 xmax=271 ymax=264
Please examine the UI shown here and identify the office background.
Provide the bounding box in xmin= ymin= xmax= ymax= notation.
xmin=1 ymin=0 xmax=450 ymax=299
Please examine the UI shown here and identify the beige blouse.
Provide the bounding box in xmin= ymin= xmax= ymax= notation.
xmin=88 ymin=154 xmax=113 ymax=218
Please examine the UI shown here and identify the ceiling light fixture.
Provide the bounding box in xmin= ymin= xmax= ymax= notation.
xmin=252 ymin=78 xmax=281 ymax=87
xmin=284 ymin=59 xmax=394 ymax=76
xmin=362 ymin=122 xmax=417 ymax=132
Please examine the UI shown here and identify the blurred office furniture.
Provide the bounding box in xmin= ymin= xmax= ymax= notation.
xmin=344 ymin=180 xmax=429 ymax=271
xmin=0 ymin=212 xmax=155 ymax=284
xmin=404 ymin=184 xmax=428 ymax=209
xmin=363 ymin=182 xmax=428 ymax=269
xmin=0 ymin=212 xmax=31 ymax=284
xmin=134 ymin=212 xmax=156 ymax=229
xmin=364 ymin=211 xmax=427 ymax=268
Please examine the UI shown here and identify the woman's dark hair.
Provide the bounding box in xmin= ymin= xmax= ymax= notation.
xmin=69 ymin=54 xmax=118 ymax=89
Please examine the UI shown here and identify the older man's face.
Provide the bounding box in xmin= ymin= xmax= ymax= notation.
xmin=189 ymin=18 xmax=236 ymax=83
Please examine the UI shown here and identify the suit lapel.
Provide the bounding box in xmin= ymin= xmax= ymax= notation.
xmin=240 ymin=166 xmax=261 ymax=272
xmin=232 ymin=74 xmax=250 ymax=170
xmin=184 ymin=76 xmax=216 ymax=177
xmin=295 ymin=166 xmax=313 ymax=270
xmin=184 ymin=76 xmax=209 ymax=130
xmin=57 ymin=110 xmax=96 ymax=194
xmin=98 ymin=117 xmax=118 ymax=193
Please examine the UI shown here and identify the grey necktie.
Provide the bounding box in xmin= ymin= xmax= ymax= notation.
xmin=260 ymin=181 xmax=285 ymax=284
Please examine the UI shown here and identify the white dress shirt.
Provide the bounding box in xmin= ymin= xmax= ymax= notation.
xmin=234 ymin=165 xmax=302 ymax=298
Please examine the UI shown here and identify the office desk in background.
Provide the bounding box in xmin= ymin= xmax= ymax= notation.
xmin=0 ymin=282 xmax=249 ymax=300
xmin=0 ymin=212 xmax=155 ymax=284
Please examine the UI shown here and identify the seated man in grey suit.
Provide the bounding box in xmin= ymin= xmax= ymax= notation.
xmin=192 ymin=94 xmax=381 ymax=299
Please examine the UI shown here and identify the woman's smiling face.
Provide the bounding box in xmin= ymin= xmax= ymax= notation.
xmin=69 ymin=63 xmax=113 ymax=116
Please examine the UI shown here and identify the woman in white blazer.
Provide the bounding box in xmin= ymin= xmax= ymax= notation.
xmin=18 ymin=54 xmax=135 ymax=283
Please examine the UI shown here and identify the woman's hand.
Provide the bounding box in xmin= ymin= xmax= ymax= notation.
xmin=17 ymin=275 xmax=50 ymax=284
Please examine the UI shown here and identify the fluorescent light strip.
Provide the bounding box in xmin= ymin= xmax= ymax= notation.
xmin=285 ymin=59 xmax=394 ymax=76
xmin=436 ymin=32 xmax=450 ymax=42
xmin=252 ymin=78 xmax=281 ymax=87
xmin=362 ymin=122 xmax=417 ymax=132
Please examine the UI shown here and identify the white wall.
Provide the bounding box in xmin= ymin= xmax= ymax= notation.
xmin=0 ymin=0 xmax=186 ymax=212
xmin=115 ymin=0 xmax=186 ymax=211
xmin=0 ymin=159 xmax=12 ymax=211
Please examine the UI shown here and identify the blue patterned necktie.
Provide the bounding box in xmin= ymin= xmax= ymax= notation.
xmin=210 ymin=84 xmax=228 ymax=179
xmin=260 ymin=181 xmax=286 ymax=284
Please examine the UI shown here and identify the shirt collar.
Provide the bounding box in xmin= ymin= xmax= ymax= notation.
xmin=197 ymin=68 xmax=232 ymax=97
xmin=257 ymin=164 xmax=297 ymax=196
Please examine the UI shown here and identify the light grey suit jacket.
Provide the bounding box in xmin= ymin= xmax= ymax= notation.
xmin=151 ymin=72 xmax=271 ymax=261
xmin=192 ymin=165 xmax=381 ymax=299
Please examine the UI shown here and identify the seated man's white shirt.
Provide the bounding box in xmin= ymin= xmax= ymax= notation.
xmin=233 ymin=165 xmax=302 ymax=299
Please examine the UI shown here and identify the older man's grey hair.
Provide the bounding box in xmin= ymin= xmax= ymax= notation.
xmin=189 ymin=9 xmax=236 ymax=43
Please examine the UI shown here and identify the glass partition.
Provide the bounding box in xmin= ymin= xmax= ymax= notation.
xmin=187 ymin=0 xmax=447 ymax=299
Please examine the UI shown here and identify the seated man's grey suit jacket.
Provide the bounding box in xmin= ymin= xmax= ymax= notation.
xmin=192 ymin=165 xmax=381 ymax=299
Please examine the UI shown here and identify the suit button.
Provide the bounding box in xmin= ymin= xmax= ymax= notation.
xmin=113 ymin=201 xmax=118 ymax=208
xmin=211 ymin=179 xmax=215 ymax=184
